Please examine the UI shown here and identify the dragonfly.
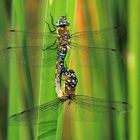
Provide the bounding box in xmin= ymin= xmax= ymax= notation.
xmin=1 ymin=16 xmax=124 ymax=68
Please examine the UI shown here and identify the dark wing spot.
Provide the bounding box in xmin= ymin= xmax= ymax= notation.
xmin=20 ymin=111 xmax=26 ymax=114
xmin=9 ymin=29 xmax=16 ymax=32
xmin=6 ymin=47 xmax=12 ymax=49
xmin=121 ymin=101 xmax=127 ymax=104
xmin=111 ymin=48 xmax=117 ymax=51
xmin=111 ymin=107 xmax=116 ymax=111
xmin=10 ymin=114 xmax=16 ymax=117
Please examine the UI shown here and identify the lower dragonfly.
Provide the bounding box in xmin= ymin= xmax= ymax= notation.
xmin=9 ymin=69 xmax=131 ymax=123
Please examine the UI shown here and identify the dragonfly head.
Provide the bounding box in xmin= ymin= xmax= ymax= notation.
xmin=56 ymin=16 xmax=70 ymax=27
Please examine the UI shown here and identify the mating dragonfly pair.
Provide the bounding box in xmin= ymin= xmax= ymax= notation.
xmin=3 ymin=16 xmax=131 ymax=124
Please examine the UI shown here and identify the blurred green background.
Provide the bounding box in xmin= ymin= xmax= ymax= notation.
xmin=0 ymin=0 xmax=139 ymax=140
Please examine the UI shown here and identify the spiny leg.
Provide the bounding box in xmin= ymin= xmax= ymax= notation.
xmin=45 ymin=20 xmax=56 ymax=33
xmin=45 ymin=14 xmax=56 ymax=33
xmin=43 ymin=39 xmax=57 ymax=51
xmin=50 ymin=14 xmax=56 ymax=30
xmin=44 ymin=15 xmax=57 ymax=50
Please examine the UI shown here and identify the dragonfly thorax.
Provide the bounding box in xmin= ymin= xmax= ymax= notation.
xmin=57 ymin=28 xmax=70 ymax=46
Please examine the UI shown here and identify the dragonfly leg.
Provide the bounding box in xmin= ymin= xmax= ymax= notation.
xmin=45 ymin=14 xmax=56 ymax=34
xmin=43 ymin=39 xmax=57 ymax=51
xmin=50 ymin=14 xmax=56 ymax=30
xmin=45 ymin=21 xmax=56 ymax=33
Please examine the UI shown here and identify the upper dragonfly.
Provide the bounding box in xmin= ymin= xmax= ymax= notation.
xmin=1 ymin=16 xmax=124 ymax=67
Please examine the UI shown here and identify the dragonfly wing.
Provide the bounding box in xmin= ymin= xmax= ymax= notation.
xmin=38 ymin=128 xmax=56 ymax=140
xmin=70 ymin=26 xmax=124 ymax=47
xmin=1 ymin=30 xmax=58 ymax=66
xmin=74 ymin=95 xmax=131 ymax=112
xmin=5 ymin=29 xmax=57 ymax=47
xmin=37 ymin=120 xmax=57 ymax=139
xmin=69 ymin=27 xmax=124 ymax=68
xmin=0 ymin=45 xmax=57 ymax=67
xmin=68 ymin=95 xmax=131 ymax=121
xmin=9 ymin=98 xmax=63 ymax=125
xmin=69 ymin=44 xmax=122 ymax=68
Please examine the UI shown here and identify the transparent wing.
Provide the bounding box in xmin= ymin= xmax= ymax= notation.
xmin=6 ymin=29 xmax=57 ymax=46
xmin=69 ymin=27 xmax=124 ymax=68
xmin=74 ymin=95 xmax=131 ymax=113
xmin=37 ymin=120 xmax=57 ymax=139
xmin=1 ymin=30 xmax=58 ymax=66
xmin=1 ymin=28 xmax=124 ymax=67
xmin=38 ymin=128 xmax=56 ymax=140
xmin=66 ymin=95 xmax=132 ymax=121
xmin=70 ymin=26 xmax=124 ymax=47
xmin=9 ymin=98 xmax=63 ymax=124
xmin=69 ymin=45 xmax=122 ymax=68
xmin=0 ymin=46 xmax=57 ymax=67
